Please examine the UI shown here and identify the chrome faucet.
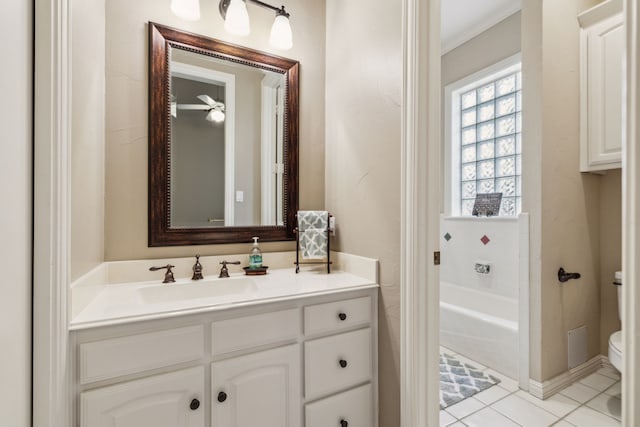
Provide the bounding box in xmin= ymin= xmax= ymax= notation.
xmin=149 ymin=264 xmax=176 ymax=283
xmin=219 ymin=261 xmax=241 ymax=278
xmin=192 ymin=255 xmax=204 ymax=280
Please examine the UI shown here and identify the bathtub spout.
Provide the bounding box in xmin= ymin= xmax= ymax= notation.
xmin=558 ymin=267 xmax=581 ymax=283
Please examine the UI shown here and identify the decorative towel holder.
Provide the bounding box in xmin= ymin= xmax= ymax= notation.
xmin=294 ymin=213 xmax=333 ymax=274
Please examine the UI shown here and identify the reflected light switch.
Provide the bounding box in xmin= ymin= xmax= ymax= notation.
xmin=236 ymin=191 xmax=244 ymax=202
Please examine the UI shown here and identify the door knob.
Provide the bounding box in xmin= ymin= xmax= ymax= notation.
xmin=339 ymin=359 xmax=348 ymax=368
xmin=340 ymin=419 xmax=348 ymax=427
xmin=189 ymin=398 xmax=200 ymax=410
xmin=217 ymin=391 xmax=227 ymax=402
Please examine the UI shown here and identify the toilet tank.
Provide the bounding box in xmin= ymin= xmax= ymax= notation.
xmin=615 ymin=271 xmax=622 ymax=320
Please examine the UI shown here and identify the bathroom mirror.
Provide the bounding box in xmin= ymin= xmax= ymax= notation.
xmin=149 ymin=23 xmax=299 ymax=246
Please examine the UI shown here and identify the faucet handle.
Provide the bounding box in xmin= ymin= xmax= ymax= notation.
xmin=192 ymin=255 xmax=204 ymax=280
xmin=149 ymin=264 xmax=176 ymax=284
xmin=219 ymin=260 xmax=241 ymax=278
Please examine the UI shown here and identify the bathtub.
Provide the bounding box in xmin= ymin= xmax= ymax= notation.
xmin=440 ymin=281 xmax=519 ymax=380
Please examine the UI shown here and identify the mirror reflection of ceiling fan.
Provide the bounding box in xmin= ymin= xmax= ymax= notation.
xmin=171 ymin=94 xmax=226 ymax=123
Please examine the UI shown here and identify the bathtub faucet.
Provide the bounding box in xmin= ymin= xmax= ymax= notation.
xmin=474 ymin=262 xmax=491 ymax=274
xmin=558 ymin=267 xmax=581 ymax=283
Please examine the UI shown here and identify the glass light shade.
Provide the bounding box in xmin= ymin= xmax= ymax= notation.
xmin=224 ymin=0 xmax=251 ymax=36
xmin=170 ymin=0 xmax=201 ymax=21
xmin=207 ymin=108 xmax=226 ymax=123
xmin=269 ymin=14 xmax=293 ymax=50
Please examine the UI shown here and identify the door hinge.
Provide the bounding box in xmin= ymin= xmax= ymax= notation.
xmin=434 ymin=251 xmax=440 ymax=266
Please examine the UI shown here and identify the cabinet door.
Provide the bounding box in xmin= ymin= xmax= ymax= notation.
xmin=80 ymin=366 xmax=204 ymax=427
xmin=584 ymin=13 xmax=624 ymax=171
xmin=212 ymin=344 xmax=300 ymax=427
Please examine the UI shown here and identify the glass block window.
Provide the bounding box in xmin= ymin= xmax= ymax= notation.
xmin=453 ymin=65 xmax=522 ymax=216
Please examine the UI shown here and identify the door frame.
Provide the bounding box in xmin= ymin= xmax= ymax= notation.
xmin=400 ymin=0 xmax=441 ymax=425
xmin=623 ymin=0 xmax=640 ymax=423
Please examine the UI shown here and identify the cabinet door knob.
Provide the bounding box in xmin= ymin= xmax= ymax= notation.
xmin=189 ymin=398 xmax=200 ymax=410
xmin=339 ymin=359 xmax=348 ymax=368
xmin=340 ymin=419 xmax=349 ymax=427
xmin=338 ymin=312 xmax=347 ymax=321
xmin=217 ymin=391 xmax=227 ymax=403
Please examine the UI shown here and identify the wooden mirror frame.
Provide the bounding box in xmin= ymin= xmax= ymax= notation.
xmin=148 ymin=22 xmax=299 ymax=246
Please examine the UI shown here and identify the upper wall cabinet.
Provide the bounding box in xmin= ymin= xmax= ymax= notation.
xmin=579 ymin=0 xmax=624 ymax=172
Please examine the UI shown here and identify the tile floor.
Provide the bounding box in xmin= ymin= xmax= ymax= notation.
xmin=440 ymin=347 xmax=622 ymax=426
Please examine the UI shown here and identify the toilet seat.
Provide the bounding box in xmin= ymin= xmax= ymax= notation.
xmin=609 ymin=330 xmax=622 ymax=372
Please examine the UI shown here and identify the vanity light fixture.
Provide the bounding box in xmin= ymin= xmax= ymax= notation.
xmin=219 ymin=0 xmax=293 ymax=50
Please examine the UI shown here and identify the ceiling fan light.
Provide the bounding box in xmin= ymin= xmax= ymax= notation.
xmin=170 ymin=0 xmax=201 ymax=21
xmin=207 ymin=108 xmax=226 ymax=123
xmin=269 ymin=12 xmax=293 ymax=50
xmin=224 ymin=0 xmax=251 ymax=36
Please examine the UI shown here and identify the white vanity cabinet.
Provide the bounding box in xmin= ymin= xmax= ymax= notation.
xmin=71 ymin=287 xmax=378 ymax=427
xmin=579 ymin=0 xmax=624 ymax=172
xmin=80 ymin=367 xmax=205 ymax=427
xmin=211 ymin=344 xmax=300 ymax=427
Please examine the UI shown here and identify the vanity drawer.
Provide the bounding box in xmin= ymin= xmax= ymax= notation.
xmin=305 ymin=383 xmax=373 ymax=427
xmin=304 ymin=296 xmax=372 ymax=336
xmin=211 ymin=308 xmax=299 ymax=355
xmin=79 ymin=325 xmax=204 ymax=384
xmin=304 ymin=328 xmax=372 ymax=400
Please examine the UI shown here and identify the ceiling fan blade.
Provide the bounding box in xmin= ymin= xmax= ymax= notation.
xmin=177 ymin=104 xmax=211 ymax=110
xmin=197 ymin=94 xmax=217 ymax=107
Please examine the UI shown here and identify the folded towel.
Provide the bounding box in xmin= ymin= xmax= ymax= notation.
xmin=297 ymin=211 xmax=329 ymax=232
xmin=299 ymin=229 xmax=328 ymax=259
xmin=297 ymin=211 xmax=329 ymax=260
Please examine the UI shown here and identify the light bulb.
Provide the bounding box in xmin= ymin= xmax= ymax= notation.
xmin=269 ymin=13 xmax=293 ymax=50
xmin=224 ymin=0 xmax=251 ymax=36
xmin=207 ymin=108 xmax=226 ymax=123
xmin=170 ymin=0 xmax=201 ymax=21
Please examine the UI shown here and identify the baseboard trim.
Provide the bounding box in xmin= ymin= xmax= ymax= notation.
xmin=529 ymin=355 xmax=610 ymax=399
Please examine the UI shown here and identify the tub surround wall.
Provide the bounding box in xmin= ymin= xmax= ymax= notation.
xmin=0 ymin=0 xmax=32 ymax=424
xmin=440 ymin=217 xmax=520 ymax=299
xmin=324 ymin=0 xmax=402 ymax=425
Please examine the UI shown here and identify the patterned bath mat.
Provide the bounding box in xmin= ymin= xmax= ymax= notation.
xmin=440 ymin=352 xmax=501 ymax=409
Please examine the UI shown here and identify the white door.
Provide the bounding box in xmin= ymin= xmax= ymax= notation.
xmin=211 ymin=344 xmax=300 ymax=427
xmin=80 ymin=367 xmax=205 ymax=427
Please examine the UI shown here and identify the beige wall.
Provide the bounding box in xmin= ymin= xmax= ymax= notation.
xmin=442 ymin=12 xmax=521 ymax=87
xmin=600 ymin=170 xmax=622 ymax=354
xmin=324 ymin=0 xmax=402 ymax=425
xmin=98 ymin=0 xmax=325 ymax=263
xmin=0 ymin=0 xmax=32 ymax=424
xmin=523 ymin=0 xmax=608 ymax=382
xmin=71 ymin=0 xmax=106 ymax=280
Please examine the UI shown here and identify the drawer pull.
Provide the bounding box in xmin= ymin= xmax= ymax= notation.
xmin=340 ymin=420 xmax=349 ymax=427
xmin=217 ymin=391 xmax=227 ymax=403
xmin=189 ymin=398 xmax=200 ymax=410
xmin=338 ymin=312 xmax=347 ymax=321
xmin=339 ymin=359 xmax=348 ymax=368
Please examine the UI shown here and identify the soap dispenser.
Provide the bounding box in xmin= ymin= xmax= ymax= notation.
xmin=249 ymin=236 xmax=263 ymax=269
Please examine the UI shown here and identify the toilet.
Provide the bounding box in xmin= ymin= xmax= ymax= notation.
xmin=608 ymin=271 xmax=623 ymax=372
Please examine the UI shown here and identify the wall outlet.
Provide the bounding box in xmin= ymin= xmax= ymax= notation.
xmin=329 ymin=216 xmax=336 ymax=236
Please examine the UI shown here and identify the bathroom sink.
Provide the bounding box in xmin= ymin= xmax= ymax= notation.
xmin=138 ymin=277 xmax=259 ymax=304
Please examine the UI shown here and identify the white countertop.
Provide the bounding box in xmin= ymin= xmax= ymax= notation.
xmin=70 ymin=267 xmax=377 ymax=330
